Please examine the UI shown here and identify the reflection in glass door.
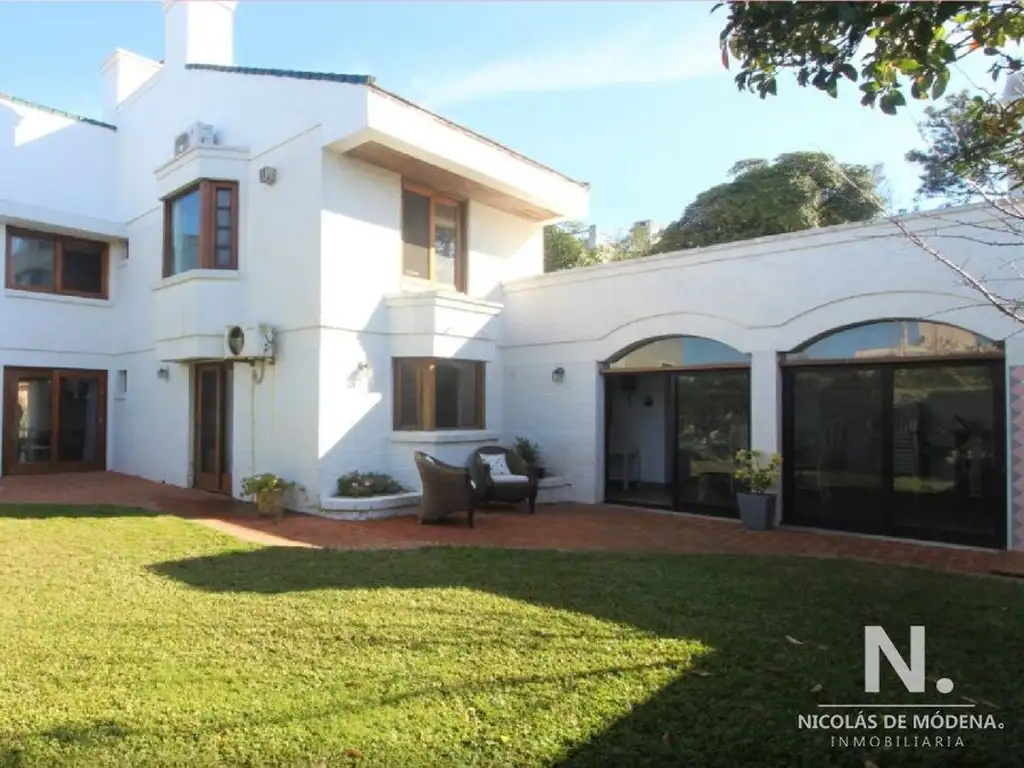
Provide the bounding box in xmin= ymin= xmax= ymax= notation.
xmin=785 ymin=368 xmax=885 ymax=532
xmin=890 ymin=364 xmax=1003 ymax=544
xmin=2 ymin=367 xmax=107 ymax=474
xmin=674 ymin=370 xmax=751 ymax=515
xmin=783 ymin=362 xmax=1006 ymax=548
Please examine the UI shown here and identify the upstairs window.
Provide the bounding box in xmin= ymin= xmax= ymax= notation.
xmin=401 ymin=182 xmax=466 ymax=292
xmin=393 ymin=358 xmax=485 ymax=430
xmin=5 ymin=227 xmax=108 ymax=299
xmin=163 ymin=180 xmax=238 ymax=277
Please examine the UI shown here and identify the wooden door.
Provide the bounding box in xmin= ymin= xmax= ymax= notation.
xmin=193 ymin=363 xmax=232 ymax=494
xmin=2 ymin=367 xmax=107 ymax=475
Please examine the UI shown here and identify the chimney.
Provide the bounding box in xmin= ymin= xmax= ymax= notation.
xmin=100 ymin=49 xmax=162 ymax=123
xmin=163 ymin=0 xmax=237 ymax=71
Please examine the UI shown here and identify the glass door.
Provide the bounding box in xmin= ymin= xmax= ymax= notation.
xmin=888 ymin=362 xmax=1005 ymax=547
xmin=673 ymin=369 xmax=751 ymax=515
xmin=782 ymin=361 xmax=1006 ymax=548
xmin=2 ymin=368 xmax=106 ymax=474
xmin=193 ymin=363 xmax=232 ymax=494
xmin=783 ymin=366 xmax=886 ymax=533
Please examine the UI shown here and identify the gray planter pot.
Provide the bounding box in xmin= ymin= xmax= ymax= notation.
xmin=736 ymin=492 xmax=778 ymax=531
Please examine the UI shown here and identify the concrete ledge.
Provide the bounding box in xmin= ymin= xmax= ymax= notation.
xmin=314 ymin=491 xmax=422 ymax=521
xmin=537 ymin=476 xmax=570 ymax=504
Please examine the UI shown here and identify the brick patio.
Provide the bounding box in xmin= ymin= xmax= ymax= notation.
xmin=1 ymin=471 xmax=1023 ymax=578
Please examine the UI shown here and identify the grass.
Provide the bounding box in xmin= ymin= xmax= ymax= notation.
xmin=0 ymin=506 xmax=1022 ymax=767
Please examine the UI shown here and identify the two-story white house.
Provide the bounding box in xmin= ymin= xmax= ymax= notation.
xmin=0 ymin=0 xmax=586 ymax=507
xmin=4 ymin=1 xmax=1024 ymax=554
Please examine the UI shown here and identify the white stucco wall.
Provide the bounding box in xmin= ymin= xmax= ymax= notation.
xmin=1 ymin=17 xmax=556 ymax=509
xmin=501 ymin=206 xmax=1024 ymax=507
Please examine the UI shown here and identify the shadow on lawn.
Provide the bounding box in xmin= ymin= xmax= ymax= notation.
xmin=0 ymin=504 xmax=160 ymax=519
xmin=148 ymin=546 xmax=1024 ymax=767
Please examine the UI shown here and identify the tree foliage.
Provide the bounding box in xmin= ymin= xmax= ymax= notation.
xmin=543 ymin=222 xmax=602 ymax=272
xmin=653 ymin=151 xmax=883 ymax=253
xmin=906 ymin=89 xmax=1022 ymax=202
xmin=715 ymin=2 xmax=1024 ymax=193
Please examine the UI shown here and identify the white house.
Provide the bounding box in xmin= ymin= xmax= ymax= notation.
xmin=2 ymin=0 xmax=1023 ymax=553
xmin=0 ymin=0 xmax=586 ymax=509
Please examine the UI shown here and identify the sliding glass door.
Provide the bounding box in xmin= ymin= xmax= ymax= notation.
xmin=783 ymin=361 xmax=1006 ymax=548
xmin=673 ymin=370 xmax=750 ymax=514
xmin=2 ymin=367 xmax=107 ymax=474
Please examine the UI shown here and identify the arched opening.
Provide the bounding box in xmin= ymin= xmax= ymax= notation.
xmin=602 ymin=336 xmax=751 ymax=516
xmin=781 ymin=320 xmax=1006 ymax=548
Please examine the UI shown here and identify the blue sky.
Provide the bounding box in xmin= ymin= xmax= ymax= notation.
xmin=0 ymin=1 xmax=1009 ymax=233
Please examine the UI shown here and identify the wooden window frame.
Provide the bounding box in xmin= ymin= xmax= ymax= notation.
xmin=393 ymin=358 xmax=486 ymax=431
xmin=162 ymin=179 xmax=239 ymax=278
xmin=401 ymin=181 xmax=468 ymax=292
xmin=4 ymin=226 xmax=109 ymax=299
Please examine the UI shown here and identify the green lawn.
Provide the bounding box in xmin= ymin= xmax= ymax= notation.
xmin=0 ymin=506 xmax=1022 ymax=767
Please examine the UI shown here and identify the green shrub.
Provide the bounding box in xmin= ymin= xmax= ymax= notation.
xmin=336 ymin=471 xmax=405 ymax=498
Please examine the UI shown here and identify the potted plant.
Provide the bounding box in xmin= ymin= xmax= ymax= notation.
xmin=241 ymin=473 xmax=297 ymax=520
xmin=513 ymin=436 xmax=546 ymax=479
xmin=733 ymin=449 xmax=782 ymax=531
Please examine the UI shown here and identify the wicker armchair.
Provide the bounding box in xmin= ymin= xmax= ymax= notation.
xmin=468 ymin=445 xmax=538 ymax=514
xmin=413 ymin=451 xmax=475 ymax=527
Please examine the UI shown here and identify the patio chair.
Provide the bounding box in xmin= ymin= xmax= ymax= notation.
xmin=468 ymin=445 xmax=538 ymax=515
xmin=413 ymin=451 xmax=475 ymax=528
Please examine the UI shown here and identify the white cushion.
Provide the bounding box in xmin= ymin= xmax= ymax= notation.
xmin=481 ymin=453 xmax=511 ymax=476
xmin=491 ymin=474 xmax=529 ymax=484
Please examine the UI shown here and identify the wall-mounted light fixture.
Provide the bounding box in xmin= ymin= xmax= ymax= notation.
xmin=551 ymin=366 xmax=565 ymax=384
xmin=157 ymin=365 xmax=171 ymax=380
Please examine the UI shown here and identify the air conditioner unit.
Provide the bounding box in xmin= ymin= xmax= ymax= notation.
xmin=224 ymin=323 xmax=276 ymax=361
xmin=173 ymin=122 xmax=216 ymax=156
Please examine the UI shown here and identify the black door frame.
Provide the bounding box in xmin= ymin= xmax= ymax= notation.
xmin=781 ymin=358 xmax=1007 ymax=549
xmin=602 ymin=367 xmax=752 ymax=517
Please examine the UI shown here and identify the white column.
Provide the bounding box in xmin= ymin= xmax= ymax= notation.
xmin=749 ymin=350 xmax=782 ymax=521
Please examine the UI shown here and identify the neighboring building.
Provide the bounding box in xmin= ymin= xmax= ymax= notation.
xmin=3 ymin=1 xmax=1024 ymax=554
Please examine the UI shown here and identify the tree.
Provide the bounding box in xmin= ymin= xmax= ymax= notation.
xmin=907 ymin=89 xmax=1021 ymax=202
xmin=653 ymin=151 xmax=883 ymax=253
xmin=715 ymin=1 xmax=1024 ymax=326
xmin=715 ymin=2 xmax=1024 ymax=184
xmin=543 ymin=222 xmax=602 ymax=273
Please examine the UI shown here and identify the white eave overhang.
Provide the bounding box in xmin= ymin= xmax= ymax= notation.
xmin=323 ymin=87 xmax=588 ymax=224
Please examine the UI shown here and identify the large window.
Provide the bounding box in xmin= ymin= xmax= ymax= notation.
xmin=393 ymin=358 xmax=484 ymax=430
xmin=401 ymin=182 xmax=466 ymax=291
xmin=5 ymin=227 xmax=108 ymax=299
xmin=163 ymin=180 xmax=239 ymax=277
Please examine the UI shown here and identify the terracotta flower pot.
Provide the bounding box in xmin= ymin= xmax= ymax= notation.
xmin=256 ymin=488 xmax=285 ymax=520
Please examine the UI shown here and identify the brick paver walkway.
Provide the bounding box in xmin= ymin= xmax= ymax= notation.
xmin=1 ymin=471 xmax=1023 ymax=578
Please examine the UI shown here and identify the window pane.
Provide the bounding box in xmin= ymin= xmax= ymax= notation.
xmin=434 ymin=202 xmax=458 ymax=288
xmin=216 ymin=188 xmax=232 ymax=207
xmin=609 ymin=336 xmax=748 ymax=369
xmin=169 ymin=189 xmax=201 ymax=275
xmin=785 ymin=321 xmax=999 ymax=361
xmin=396 ymin=361 xmax=420 ymax=427
xmin=216 ymin=208 xmax=231 ymax=228
xmin=434 ymin=360 xmax=480 ymax=429
xmin=61 ymin=240 xmax=104 ymax=295
xmin=402 ymin=190 xmax=430 ymax=279
xmin=216 ymin=228 xmax=231 ymax=247
xmin=215 ymin=247 xmax=232 ymax=268
xmin=57 ymin=375 xmax=102 ymax=463
xmin=12 ymin=376 xmax=52 ymax=465
xmin=9 ymin=233 xmax=54 ymax=289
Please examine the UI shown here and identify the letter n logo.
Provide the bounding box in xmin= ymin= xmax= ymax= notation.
xmin=864 ymin=625 xmax=925 ymax=693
